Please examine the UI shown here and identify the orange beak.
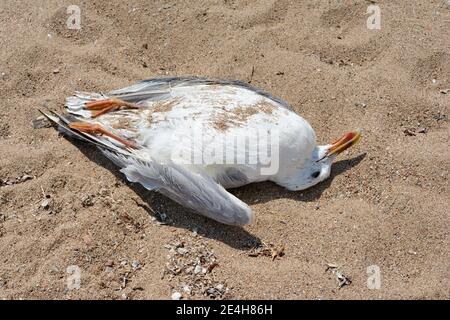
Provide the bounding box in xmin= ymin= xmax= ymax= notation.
xmin=319 ymin=129 xmax=362 ymax=161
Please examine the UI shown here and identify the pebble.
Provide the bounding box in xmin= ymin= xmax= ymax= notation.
xmin=171 ymin=291 xmax=182 ymax=300
xmin=177 ymin=248 xmax=188 ymax=255
xmin=105 ymin=260 xmax=114 ymax=267
xmin=20 ymin=175 xmax=33 ymax=182
xmin=182 ymin=285 xmax=191 ymax=294
xmin=417 ymin=127 xmax=427 ymax=134
xmin=32 ymin=116 xmax=51 ymax=129
xmin=194 ymin=264 xmax=202 ymax=274
xmin=81 ymin=194 xmax=94 ymax=207
xmin=355 ymin=102 xmax=367 ymax=108
xmin=132 ymin=260 xmax=141 ymax=270
xmin=172 ymin=241 xmax=182 ymax=248
xmin=41 ymin=199 xmax=50 ymax=210
xmin=206 ymin=288 xmax=216 ymax=295
xmin=49 ymin=266 xmax=59 ymax=274
xmin=52 ymin=69 xmax=60 ymax=74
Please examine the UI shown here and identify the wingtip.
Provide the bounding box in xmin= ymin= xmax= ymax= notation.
xmin=235 ymin=206 xmax=255 ymax=226
xmin=246 ymin=210 xmax=256 ymax=226
xmin=37 ymin=108 xmax=60 ymax=126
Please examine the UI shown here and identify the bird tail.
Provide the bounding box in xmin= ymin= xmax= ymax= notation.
xmin=65 ymin=91 xmax=110 ymax=118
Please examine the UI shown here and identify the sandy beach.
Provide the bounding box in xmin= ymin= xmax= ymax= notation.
xmin=0 ymin=0 xmax=449 ymax=299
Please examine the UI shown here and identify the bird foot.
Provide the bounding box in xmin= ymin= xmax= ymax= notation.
xmin=84 ymin=98 xmax=138 ymax=118
xmin=69 ymin=121 xmax=138 ymax=149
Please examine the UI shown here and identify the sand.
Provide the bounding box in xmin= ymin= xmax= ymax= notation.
xmin=0 ymin=0 xmax=449 ymax=299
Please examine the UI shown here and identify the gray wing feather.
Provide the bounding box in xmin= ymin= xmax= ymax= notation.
xmin=109 ymin=76 xmax=292 ymax=110
xmin=216 ymin=168 xmax=250 ymax=189
xmin=102 ymin=150 xmax=254 ymax=226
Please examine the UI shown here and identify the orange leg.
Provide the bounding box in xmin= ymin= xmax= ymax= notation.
xmin=69 ymin=122 xmax=138 ymax=149
xmin=91 ymin=106 xmax=116 ymax=118
xmin=85 ymin=99 xmax=138 ymax=118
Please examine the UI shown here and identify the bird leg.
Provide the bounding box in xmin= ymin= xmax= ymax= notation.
xmin=69 ymin=122 xmax=138 ymax=149
xmin=84 ymin=98 xmax=139 ymax=118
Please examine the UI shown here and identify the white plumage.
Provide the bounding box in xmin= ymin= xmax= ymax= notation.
xmin=42 ymin=77 xmax=361 ymax=226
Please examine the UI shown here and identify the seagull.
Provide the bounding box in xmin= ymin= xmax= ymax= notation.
xmin=41 ymin=77 xmax=361 ymax=226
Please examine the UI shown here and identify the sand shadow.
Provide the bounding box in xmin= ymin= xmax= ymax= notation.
xmin=67 ymin=137 xmax=364 ymax=250
xmin=229 ymin=153 xmax=367 ymax=205
xmin=70 ymin=140 xmax=261 ymax=250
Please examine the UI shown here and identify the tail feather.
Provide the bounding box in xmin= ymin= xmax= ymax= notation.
xmin=65 ymin=91 xmax=108 ymax=118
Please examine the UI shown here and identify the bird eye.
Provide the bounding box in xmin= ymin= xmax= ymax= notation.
xmin=311 ymin=171 xmax=320 ymax=179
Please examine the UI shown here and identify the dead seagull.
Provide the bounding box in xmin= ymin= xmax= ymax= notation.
xmin=41 ymin=77 xmax=361 ymax=226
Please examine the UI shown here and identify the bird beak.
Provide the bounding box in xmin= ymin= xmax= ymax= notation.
xmin=319 ymin=129 xmax=362 ymax=161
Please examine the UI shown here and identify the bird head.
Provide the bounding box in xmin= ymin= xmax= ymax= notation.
xmin=282 ymin=129 xmax=362 ymax=191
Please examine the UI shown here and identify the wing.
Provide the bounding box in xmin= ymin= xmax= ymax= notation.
xmin=103 ymin=150 xmax=254 ymax=226
xmin=40 ymin=110 xmax=254 ymax=226
xmin=108 ymin=76 xmax=292 ymax=110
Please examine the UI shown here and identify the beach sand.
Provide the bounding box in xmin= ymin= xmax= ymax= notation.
xmin=0 ymin=0 xmax=449 ymax=299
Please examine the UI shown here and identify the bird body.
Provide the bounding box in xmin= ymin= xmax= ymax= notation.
xmin=42 ymin=77 xmax=361 ymax=226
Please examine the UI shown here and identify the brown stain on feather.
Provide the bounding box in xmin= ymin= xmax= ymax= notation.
xmin=110 ymin=118 xmax=131 ymax=130
xmin=212 ymin=99 xmax=276 ymax=131
xmin=147 ymin=97 xmax=182 ymax=124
